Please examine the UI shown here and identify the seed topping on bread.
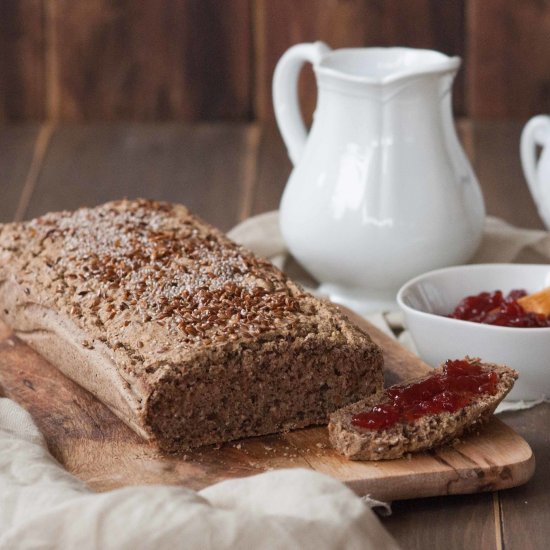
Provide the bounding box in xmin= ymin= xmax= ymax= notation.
xmin=1 ymin=199 xmax=308 ymax=348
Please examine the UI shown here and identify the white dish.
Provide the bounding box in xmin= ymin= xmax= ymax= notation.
xmin=397 ymin=264 xmax=550 ymax=401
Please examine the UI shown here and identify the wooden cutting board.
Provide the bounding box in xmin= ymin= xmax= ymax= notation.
xmin=0 ymin=309 xmax=535 ymax=502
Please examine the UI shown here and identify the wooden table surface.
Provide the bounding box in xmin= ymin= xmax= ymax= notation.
xmin=0 ymin=119 xmax=548 ymax=549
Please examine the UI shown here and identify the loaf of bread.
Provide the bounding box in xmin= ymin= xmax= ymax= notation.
xmin=329 ymin=359 xmax=517 ymax=461
xmin=0 ymin=199 xmax=383 ymax=451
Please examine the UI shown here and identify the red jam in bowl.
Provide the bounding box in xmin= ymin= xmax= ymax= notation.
xmin=351 ymin=359 xmax=498 ymax=430
xmin=448 ymin=289 xmax=550 ymax=328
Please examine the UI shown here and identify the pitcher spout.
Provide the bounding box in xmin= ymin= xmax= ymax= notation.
xmin=316 ymin=47 xmax=461 ymax=87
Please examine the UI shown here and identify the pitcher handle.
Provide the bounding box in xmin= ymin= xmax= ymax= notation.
xmin=521 ymin=115 xmax=550 ymax=206
xmin=273 ymin=41 xmax=330 ymax=165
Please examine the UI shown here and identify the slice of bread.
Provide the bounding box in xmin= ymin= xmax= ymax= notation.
xmin=329 ymin=359 xmax=517 ymax=461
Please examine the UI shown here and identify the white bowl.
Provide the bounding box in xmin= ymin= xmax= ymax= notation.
xmin=397 ymin=264 xmax=550 ymax=401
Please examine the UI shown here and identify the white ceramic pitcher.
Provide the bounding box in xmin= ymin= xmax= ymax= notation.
xmin=521 ymin=115 xmax=550 ymax=229
xmin=273 ymin=42 xmax=485 ymax=313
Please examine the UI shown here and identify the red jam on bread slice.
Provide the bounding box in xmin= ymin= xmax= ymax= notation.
xmin=351 ymin=359 xmax=498 ymax=430
xmin=329 ymin=359 xmax=518 ymax=461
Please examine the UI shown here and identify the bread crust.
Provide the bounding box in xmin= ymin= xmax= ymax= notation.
xmin=329 ymin=360 xmax=517 ymax=461
xmin=0 ymin=199 xmax=384 ymax=450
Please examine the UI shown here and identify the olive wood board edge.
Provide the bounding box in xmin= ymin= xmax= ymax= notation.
xmin=0 ymin=309 xmax=535 ymax=501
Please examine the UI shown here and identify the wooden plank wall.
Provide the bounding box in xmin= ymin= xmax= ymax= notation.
xmin=0 ymin=0 xmax=549 ymax=122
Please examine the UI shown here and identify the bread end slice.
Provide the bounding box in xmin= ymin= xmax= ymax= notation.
xmin=329 ymin=359 xmax=517 ymax=461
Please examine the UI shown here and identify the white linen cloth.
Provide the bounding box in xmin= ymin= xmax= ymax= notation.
xmin=228 ymin=212 xmax=550 ymax=412
xmin=0 ymin=399 xmax=398 ymax=549
xmin=228 ymin=212 xmax=550 ymax=283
